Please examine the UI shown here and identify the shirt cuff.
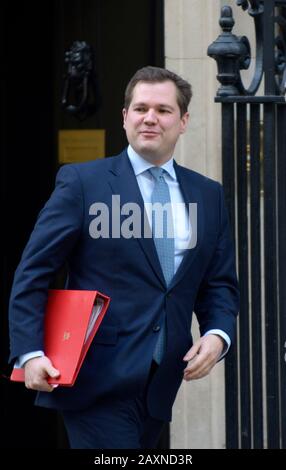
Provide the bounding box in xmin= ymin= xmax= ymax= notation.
xmin=204 ymin=329 xmax=231 ymax=360
xmin=14 ymin=351 xmax=45 ymax=368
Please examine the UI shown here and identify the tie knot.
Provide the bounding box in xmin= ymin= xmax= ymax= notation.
xmin=149 ymin=166 xmax=165 ymax=181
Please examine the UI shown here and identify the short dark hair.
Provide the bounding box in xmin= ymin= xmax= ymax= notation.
xmin=124 ymin=66 xmax=192 ymax=116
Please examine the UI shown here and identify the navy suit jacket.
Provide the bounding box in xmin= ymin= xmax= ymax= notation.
xmin=9 ymin=149 xmax=239 ymax=421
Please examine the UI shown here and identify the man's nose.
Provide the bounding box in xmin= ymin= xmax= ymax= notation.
xmin=143 ymin=109 xmax=158 ymax=124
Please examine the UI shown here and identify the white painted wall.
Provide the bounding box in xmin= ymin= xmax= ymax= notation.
xmin=165 ymin=0 xmax=228 ymax=449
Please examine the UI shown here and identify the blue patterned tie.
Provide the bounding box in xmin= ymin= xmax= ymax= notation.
xmin=149 ymin=167 xmax=175 ymax=364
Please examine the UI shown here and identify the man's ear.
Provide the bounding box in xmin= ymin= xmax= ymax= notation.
xmin=180 ymin=112 xmax=190 ymax=134
xmin=122 ymin=108 xmax=127 ymax=129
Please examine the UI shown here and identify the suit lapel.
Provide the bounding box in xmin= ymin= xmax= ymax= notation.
xmin=107 ymin=151 xmax=205 ymax=290
xmin=169 ymin=162 xmax=205 ymax=289
xmin=107 ymin=150 xmax=166 ymax=287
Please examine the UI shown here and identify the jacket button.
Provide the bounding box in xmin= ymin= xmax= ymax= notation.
xmin=153 ymin=325 xmax=161 ymax=332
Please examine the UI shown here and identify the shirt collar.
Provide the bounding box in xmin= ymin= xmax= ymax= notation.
xmin=127 ymin=145 xmax=176 ymax=180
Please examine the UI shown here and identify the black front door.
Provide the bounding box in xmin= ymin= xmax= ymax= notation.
xmin=1 ymin=0 xmax=164 ymax=449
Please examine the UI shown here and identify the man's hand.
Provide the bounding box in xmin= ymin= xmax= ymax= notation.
xmin=24 ymin=356 xmax=60 ymax=392
xmin=183 ymin=334 xmax=224 ymax=381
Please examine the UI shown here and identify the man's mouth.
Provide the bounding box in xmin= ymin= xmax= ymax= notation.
xmin=140 ymin=131 xmax=160 ymax=137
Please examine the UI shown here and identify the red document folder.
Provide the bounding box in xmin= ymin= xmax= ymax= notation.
xmin=10 ymin=289 xmax=110 ymax=386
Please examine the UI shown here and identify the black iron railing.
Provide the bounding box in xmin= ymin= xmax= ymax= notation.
xmin=208 ymin=0 xmax=286 ymax=449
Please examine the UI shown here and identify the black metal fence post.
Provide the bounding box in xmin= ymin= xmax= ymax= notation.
xmin=249 ymin=103 xmax=263 ymax=449
xmin=221 ymin=103 xmax=239 ymax=449
xmin=277 ymin=103 xmax=286 ymax=448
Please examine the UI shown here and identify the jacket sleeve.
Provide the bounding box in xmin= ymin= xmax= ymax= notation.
xmin=8 ymin=164 xmax=84 ymax=362
xmin=194 ymin=184 xmax=239 ymax=345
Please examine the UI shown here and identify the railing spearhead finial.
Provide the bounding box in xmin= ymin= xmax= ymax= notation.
xmin=219 ymin=5 xmax=235 ymax=32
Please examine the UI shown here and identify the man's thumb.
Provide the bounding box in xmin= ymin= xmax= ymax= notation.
xmin=46 ymin=365 xmax=60 ymax=378
xmin=183 ymin=343 xmax=199 ymax=362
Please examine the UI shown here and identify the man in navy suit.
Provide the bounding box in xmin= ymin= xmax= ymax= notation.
xmin=9 ymin=66 xmax=239 ymax=448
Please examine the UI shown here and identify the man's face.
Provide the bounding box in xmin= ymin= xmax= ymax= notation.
xmin=123 ymin=80 xmax=189 ymax=165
